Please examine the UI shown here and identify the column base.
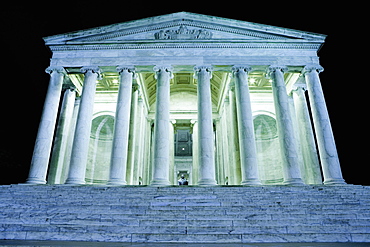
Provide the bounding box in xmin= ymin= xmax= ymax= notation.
xmin=324 ymin=178 xmax=346 ymax=185
xmin=198 ymin=179 xmax=217 ymax=186
xmin=107 ymin=179 xmax=127 ymax=186
xmin=283 ymin=178 xmax=305 ymax=186
xmin=65 ymin=178 xmax=86 ymax=185
xmin=150 ymin=179 xmax=170 ymax=187
xmin=25 ymin=178 xmax=46 ymax=185
xmin=241 ymin=179 xmax=262 ymax=186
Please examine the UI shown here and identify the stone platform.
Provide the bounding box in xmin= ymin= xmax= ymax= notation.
xmin=0 ymin=185 xmax=369 ymax=243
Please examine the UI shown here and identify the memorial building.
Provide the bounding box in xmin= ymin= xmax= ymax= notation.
xmin=26 ymin=12 xmax=345 ymax=186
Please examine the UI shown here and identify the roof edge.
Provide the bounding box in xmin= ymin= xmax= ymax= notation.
xmin=43 ymin=12 xmax=326 ymax=44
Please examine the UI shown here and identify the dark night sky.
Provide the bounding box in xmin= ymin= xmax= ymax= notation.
xmin=0 ymin=2 xmax=368 ymax=185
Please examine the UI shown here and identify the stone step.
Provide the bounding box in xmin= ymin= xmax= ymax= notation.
xmin=1 ymin=232 xmax=368 ymax=243
xmin=4 ymin=192 xmax=369 ymax=201
xmin=0 ymin=185 xmax=369 ymax=243
xmin=3 ymin=224 xmax=370 ymax=236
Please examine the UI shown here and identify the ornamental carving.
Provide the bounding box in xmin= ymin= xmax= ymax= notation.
xmin=154 ymin=25 xmax=212 ymax=40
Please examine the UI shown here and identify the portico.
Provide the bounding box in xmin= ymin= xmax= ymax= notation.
xmin=26 ymin=12 xmax=345 ymax=186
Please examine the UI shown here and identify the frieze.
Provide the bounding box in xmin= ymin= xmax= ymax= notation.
xmin=49 ymin=43 xmax=322 ymax=51
xmin=154 ymin=25 xmax=212 ymax=40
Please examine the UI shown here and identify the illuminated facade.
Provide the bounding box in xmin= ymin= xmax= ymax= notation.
xmin=26 ymin=12 xmax=345 ymax=186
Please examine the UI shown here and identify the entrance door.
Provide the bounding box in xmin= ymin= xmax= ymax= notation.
xmin=174 ymin=129 xmax=192 ymax=156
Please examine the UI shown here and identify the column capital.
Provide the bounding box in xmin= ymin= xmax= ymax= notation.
xmin=194 ymin=66 xmax=213 ymax=79
xmin=80 ymin=66 xmax=102 ymax=80
xmin=117 ymin=66 xmax=137 ymax=80
xmin=62 ymin=84 xmax=77 ymax=91
xmin=153 ymin=65 xmax=173 ymax=79
xmin=268 ymin=65 xmax=288 ymax=74
xmin=80 ymin=66 xmax=101 ymax=74
xmin=291 ymin=83 xmax=307 ymax=92
xmin=231 ymin=65 xmax=252 ymax=75
xmin=303 ymin=64 xmax=324 ymax=74
xmin=194 ymin=65 xmax=213 ymax=73
xmin=45 ymin=66 xmax=66 ymax=75
xmin=116 ymin=66 xmax=135 ymax=73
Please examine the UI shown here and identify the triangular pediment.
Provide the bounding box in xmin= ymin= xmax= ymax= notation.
xmin=44 ymin=12 xmax=325 ymax=47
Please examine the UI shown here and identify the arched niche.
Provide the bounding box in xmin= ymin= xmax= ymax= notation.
xmin=253 ymin=114 xmax=284 ymax=185
xmin=86 ymin=114 xmax=114 ymax=184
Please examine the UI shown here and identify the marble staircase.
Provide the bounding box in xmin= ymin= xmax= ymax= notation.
xmin=0 ymin=185 xmax=369 ymax=243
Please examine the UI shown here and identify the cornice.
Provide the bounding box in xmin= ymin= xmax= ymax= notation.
xmin=49 ymin=42 xmax=321 ymax=52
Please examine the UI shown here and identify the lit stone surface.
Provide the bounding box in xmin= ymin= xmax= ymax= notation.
xmin=47 ymin=88 xmax=76 ymax=184
xmin=26 ymin=67 xmax=65 ymax=184
xmin=304 ymin=66 xmax=345 ymax=185
xmin=26 ymin=11 xmax=345 ymax=187
xmin=1 ymin=185 xmax=370 ymax=243
xmin=292 ymin=84 xmax=322 ymax=184
xmin=194 ymin=66 xmax=217 ymax=186
xmin=15 ymin=14 xmax=361 ymax=244
xmin=232 ymin=66 xmax=260 ymax=185
xmin=108 ymin=67 xmax=135 ymax=185
xmin=23 ymin=12 xmax=344 ymax=186
xmin=65 ymin=67 xmax=100 ymax=185
xmin=269 ymin=66 xmax=303 ymax=185
xmin=151 ymin=66 xmax=172 ymax=186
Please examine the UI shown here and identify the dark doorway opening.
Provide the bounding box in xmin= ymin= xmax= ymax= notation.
xmin=174 ymin=129 xmax=192 ymax=156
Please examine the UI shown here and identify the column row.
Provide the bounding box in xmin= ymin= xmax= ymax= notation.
xmin=26 ymin=64 xmax=345 ymax=186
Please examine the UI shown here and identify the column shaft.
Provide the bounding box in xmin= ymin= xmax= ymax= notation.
xmin=151 ymin=66 xmax=172 ymax=186
xmin=228 ymin=89 xmax=242 ymax=184
xmin=48 ymin=88 xmax=76 ymax=184
xmin=194 ymin=66 xmax=217 ymax=186
xmin=292 ymin=84 xmax=322 ymax=184
xmin=126 ymin=87 xmax=139 ymax=185
xmin=65 ymin=67 xmax=100 ymax=184
xmin=269 ymin=66 xmax=303 ymax=185
xmin=304 ymin=65 xmax=345 ymax=185
xmin=26 ymin=66 xmax=65 ymax=184
xmin=232 ymin=66 xmax=261 ymax=185
xmin=191 ymin=120 xmax=199 ymax=185
xmin=108 ymin=67 xmax=135 ymax=185
xmin=61 ymin=97 xmax=81 ymax=184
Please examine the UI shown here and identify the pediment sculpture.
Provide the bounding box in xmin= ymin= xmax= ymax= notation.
xmin=154 ymin=25 xmax=213 ymax=40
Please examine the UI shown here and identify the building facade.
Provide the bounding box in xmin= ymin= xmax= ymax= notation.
xmin=26 ymin=12 xmax=345 ymax=186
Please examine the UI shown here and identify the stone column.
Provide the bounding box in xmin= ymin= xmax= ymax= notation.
xmin=232 ymin=66 xmax=261 ymax=185
xmin=26 ymin=66 xmax=65 ymax=184
xmin=108 ymin=67 xmax=135 ymax=185
xmin=48 ymin=88 xmax=76 ymax=184
xmin=65 ymin=67 xmax=100 ymax=185
xmin=134 ymin=98 xmax=146 ymax=185
xmin=194 ymin=66 xmax=217 ymax=186
xmin=191 ymin=120 xmax=199 ymax=185
xmin=303 ymin=65 xmax=345 ymax=185
xmin=269 ymin=66 xmax=304 ymax=185
xmin=126 ymin=85 xmax=139 ymax=184
xmin=151 ymin=66 xmax=172 ymax=186
xmin=228 ymin=89 xmax=242 ymax=185
xmin=169 ymin=120 xmax=176 ymax=185
xmin=61 ymin=97 xmax=81 ymax=184
xmin=292 ymin=84 xmax=322 ymax=184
